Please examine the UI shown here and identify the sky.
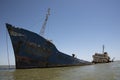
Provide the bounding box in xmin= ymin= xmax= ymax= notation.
xmin=0 ymin=0 xmax=120 ymax=65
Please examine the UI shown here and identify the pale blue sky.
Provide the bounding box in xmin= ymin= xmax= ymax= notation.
xmin=0 ymin=0 xmax=120 ymax=65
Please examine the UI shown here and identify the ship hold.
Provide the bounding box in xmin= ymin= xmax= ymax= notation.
xmin=6 ymin=23 xmax=91 ymax=69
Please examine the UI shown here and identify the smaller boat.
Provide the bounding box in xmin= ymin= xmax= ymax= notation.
xmin=92 ymin=52 xmax=111 ymax=63
xmin=92 ymin=45 xmax=113 ymax=63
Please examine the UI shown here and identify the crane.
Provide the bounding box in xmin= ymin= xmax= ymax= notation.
xmin=40 ymin=8 xmax=50 ymax=37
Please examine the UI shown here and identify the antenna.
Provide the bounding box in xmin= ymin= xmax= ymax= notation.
xmin=40 ymin=8 xmax=50 ymax=37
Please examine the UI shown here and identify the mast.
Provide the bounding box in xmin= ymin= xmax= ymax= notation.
xmin=102 ymin=45 xmax=105 ymax=54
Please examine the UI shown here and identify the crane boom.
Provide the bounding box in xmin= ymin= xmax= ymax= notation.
xmin=40 ymin=8 xmax=50 ymax=37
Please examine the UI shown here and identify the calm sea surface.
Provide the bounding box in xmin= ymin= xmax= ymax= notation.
xmin=0 ymin=61 xmax=120 ymax=80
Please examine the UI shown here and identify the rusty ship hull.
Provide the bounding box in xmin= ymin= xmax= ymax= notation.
xmin=6 ymin=23 xmax=91 ymax=69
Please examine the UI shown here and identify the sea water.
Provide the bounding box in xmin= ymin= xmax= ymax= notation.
xmin=0 ymin=61 xmax=120 ymax=80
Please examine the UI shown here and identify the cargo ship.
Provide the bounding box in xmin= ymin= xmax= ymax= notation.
xmin=6 ymin=23 xmax=91 ymax=69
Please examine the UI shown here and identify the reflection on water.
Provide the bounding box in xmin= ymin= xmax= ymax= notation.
xmin=0 ymin=61 xmax=120 ymax=80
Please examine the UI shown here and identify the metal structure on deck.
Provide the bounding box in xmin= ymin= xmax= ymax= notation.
xmin=40 ymin=8 xmax=50 ymax=37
